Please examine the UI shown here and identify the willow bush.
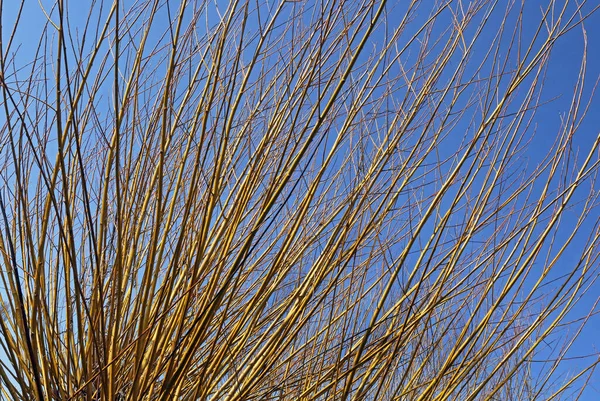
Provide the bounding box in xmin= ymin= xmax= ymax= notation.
xmin=0 ymin=0 xmax=599 ymax=399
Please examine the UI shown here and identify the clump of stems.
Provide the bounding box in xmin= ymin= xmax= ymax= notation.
xmin=0 ymin=0 xmax=599 ymax=400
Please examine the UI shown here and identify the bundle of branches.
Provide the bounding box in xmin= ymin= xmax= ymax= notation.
xmin=0 ymin=0 xmax=599 ymax=399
